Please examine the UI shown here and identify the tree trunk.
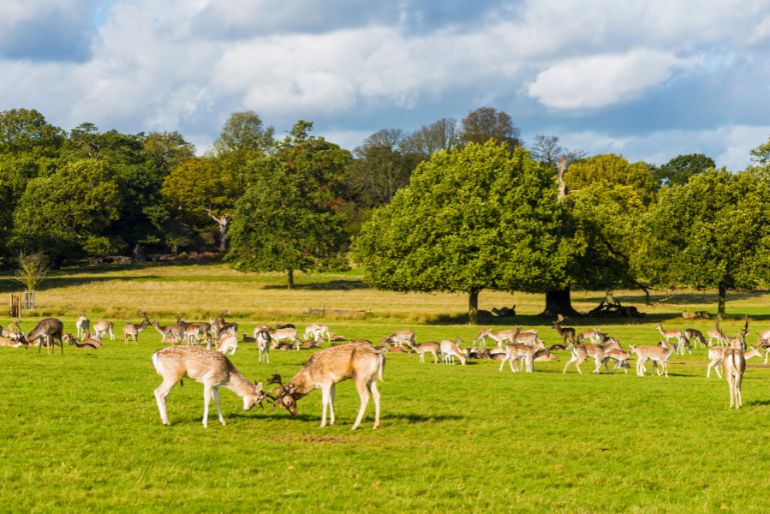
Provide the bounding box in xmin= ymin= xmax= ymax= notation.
xmin=717 ymin=284 xmax=726 ymax=316
xmin=541 ymin=286 xmax=581 ymax=318
xmin=468 ymin=289 xmax=479 ymax=325
xmin=287 ymin=269 xmax=295 ymax=290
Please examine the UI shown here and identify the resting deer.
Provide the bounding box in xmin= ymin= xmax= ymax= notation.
xmin=707 ymin=346 xmax=761 ymax=379
xmin=722 ymin=348 xmax=746 ymax=409
xmin=414 ymin=342 xmax=440 ymax=363
xmin=123 ymin=313 xmax=150 ymax=344
xmin=630 ymin=344 xmax=675 ymax=377
xmin=22 ymin=318 xmax=64 ymax=354
xmin=93 ymin=320 xmax=115 ymax=341
xmin=0 ymin=336 xmax=26 ymax=348
xmin=76 ymin=313 xmax=90 ymax=340
xmin=303 ymin=324 xmax=331 ymax=343
xmin=562 ymin=342 xmax=605 ymax=374
xmin=270 ymin=342 xmax=385 ymax=430
xmin=440 ymin=338 xmax=467 ymax=365
xmin=380 ymin=330 xmax=416 ymax=351
xmin=254 ymin=327 xmax=271 ymax=364
xmin=552 ymin=315 xmax=576 ymax=344
xmin=64 ymin=333 xmax=98 ymax=349
xmin=151 ymin=346 xmax=266 ymax=428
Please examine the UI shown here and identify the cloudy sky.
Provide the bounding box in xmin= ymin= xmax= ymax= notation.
xmin=2 ymin=0 xmax=770 ymax=168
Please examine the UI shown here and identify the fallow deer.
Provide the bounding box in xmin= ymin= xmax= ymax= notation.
xmin=552 ymin=315 xmax=576 ymax=344
xmin=722 ymin=349 xmax=746 ymax=409
xmin=683 ymin=328 xmax=707 ymax=349
xmin=440 ymin=338 xmax=467 ymax=365
xmin=303 ymin=324 xmax=331 ymax=343
xmin=707 ymin=346 xmax=761 ymax=379
xmin=253 ymin=327 xmax=270 ymax=364
xmin=655 ymin=324 xmax=683 ymax=345
xmin=93 ymin=320 xmax=115 ymax=341
xmin=123 ymin=313 xmax=150 ymax=344
xmin=151 ymin=320 xmax=182 ymax=344
xmin=151 ymin=346 xmax=265 ymax=428
xmin=270 ymin=342 xmax=385 ymax=430
xmin=576 ymin=328 xmax=607 ymax=345
xmin=707 ymin=317 xmax=727 ymax=347
xmin=414 ymin=342 xmax=440 ymax=363
xmin=380 ymin=330 xmax=416 ymax=351
xmin=562 ymin=342 xmax=605 ymax=374
xmin=473 ymin=328 xmax=519 ymax=348
xmin=215 ymin=333 xmax=238 ymax=355
xmin=629 ymin=344 xmax=675 ymax=377
xmin=22 ymin=318 xmax=64 ymax=355
xmin=76 ymin=313 xmax=90 ymax=340
xmin=64 ymin=333 xmax=98 ymax=349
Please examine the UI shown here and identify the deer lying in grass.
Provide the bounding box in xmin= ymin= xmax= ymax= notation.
xmin=63 ymin=333 xmax=99 ymax=349
xmin=380 ymin=330 xmax=416 ymax=351
xmin=630 ymin=343 xmax=675 ymax=377
xmin=722 ymin=348 xmax=746 ymax=409
xmin=259 ymin=325 xmax=298 ymax=350
xmin=151 ymin=346 xmax=266 ymax=428
xmin=270 ymin=342 xmax=385 ymax=430
xmin=0 ymin=336 xmax=26 ymax=348
xmin=440 ymin=338 xmax=467 ymax=365
xmin=707 ymin=346 xmax=761 ymax=379
xmin=414 ymin=342 xmax=439 ymax=363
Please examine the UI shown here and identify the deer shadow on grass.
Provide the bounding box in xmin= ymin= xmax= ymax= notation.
xmin=262 ymin=280 xmax=369 ymax=291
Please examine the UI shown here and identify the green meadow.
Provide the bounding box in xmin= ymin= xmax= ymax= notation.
xmin=1 ymin=263 xmax=769 ymax=512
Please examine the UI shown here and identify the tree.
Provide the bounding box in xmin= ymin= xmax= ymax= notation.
xmin=459 ymin=107 xmax=521 ymax=150
xmin=653 ymin=153 xmax=715 ymax=186
xmin=401 ymin=118 xmax=459 ymax=158
xmin=143 ymin=131 xmax=195 ymax=175
xmin=353 ymin=141 xmax=576 ymax=323
xmin=633 ymin=170 xmax=770 ymax=315
xmin=0 ymin=108 xmax=64 ymax=155
xmin=213 ymin=111 xmax=274 ymax=155
xmin=530 ymin=134 xmax=585 ymax=169
xmin=228 ymin=122 xmax=350 ymax=288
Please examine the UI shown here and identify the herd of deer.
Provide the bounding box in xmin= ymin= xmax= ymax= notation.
xmin=4 ymin=311 xmax=768 ymax=429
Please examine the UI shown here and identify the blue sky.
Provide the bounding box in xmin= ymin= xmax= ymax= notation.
xmin=2 ymin=0 xmax=770 ymax=169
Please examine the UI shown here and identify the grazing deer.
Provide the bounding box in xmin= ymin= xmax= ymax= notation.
xmin=602 ymin=348 xmax=631 ymax=373
xmin=707 ymin=317 xmax=727 ymax=347
xmin=707 ymin=346 xmax=761 ymax=379
xmin=303 ymin=324 xmax=331 ymax=343
xmin=215 ymin=333 xmax=238 ymax=355
xmin=473 ymin=328 xmax=519 ymax=348
xmin=440 ymin=338 xmax=467 ymax=365
xmin=76 ymin=313 xmax=90 ymax=340
xmin=151 ymin=346 xmax=265 ymax=428
xmin=254 ymin=327 xmax=270 ymax=364
xmin=270 ymin=342 xmax=386 ymax=429
xmin=93 ymin=320 xmax=115 ymax=341
xmin=22 ymin=318 xmax=64 ymax=354
xmin=414 ymin=342 xmax=440 ymax=363
xmin=629 ymin=344 xmax=675 ymax=377
xmin=674 ymin=334 xmax=692 ymax=355
xmin=151 ymin=320 xmax=182 ymax=344
xmin=722 ymin=348 xmax=746 ymax=409
xmin=123 ymin=313 xmax=150 ymax=344
xmin=562 ymin=342 xmax=605 ymax=374
xmin=499 ymin=341 xmax=546 ymax=373
xmin=655 ymin=324 xmax=683 ymax=345
xmin=683 ymin=328 xmax=707 ymax=349
xmin=380 ymin=330 xmax=416 ymax=351
xmin=552 ymin=315 xmax=576 ymax=344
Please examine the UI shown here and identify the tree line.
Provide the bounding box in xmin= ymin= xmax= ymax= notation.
xmin=2 ymin=106 xmax=770 ymax=317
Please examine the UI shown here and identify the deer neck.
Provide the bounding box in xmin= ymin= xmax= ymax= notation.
xmin=287 ymin=370 xmax=315 ymax=398
xmin=225 ymin=370 xmax=256 ymax=398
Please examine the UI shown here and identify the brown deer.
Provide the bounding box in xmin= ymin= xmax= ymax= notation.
xmin=151 ymin=346 xmax=265 ymax=428
xmin=22 ymin=318 xmax=64 ymax=354
xmin=270 ymin=342 xmax=385 ymax=430
xmin=123 ymin=313 xmax=150 ymax=344
xmin=552 ymin=314 xmax=576 ymax=344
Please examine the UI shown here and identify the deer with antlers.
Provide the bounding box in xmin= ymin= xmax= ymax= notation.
xmin=270 ymin=342 xmax=385 ymax=430
xmin=123 ymin=312 xmax=150 ymax=344
xmin=22 ymin=318 xmax=64 ymax=354
xmin=707 ymin=316 xmax=727 ymax=347
xmin=151 ymin=346 xmax=266 ymax=428
xmin=552 ymin=314 xmax=576 ymax=344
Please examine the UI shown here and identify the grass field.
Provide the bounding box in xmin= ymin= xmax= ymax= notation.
xmin=2 ymin=263 xmax=770 ymax=512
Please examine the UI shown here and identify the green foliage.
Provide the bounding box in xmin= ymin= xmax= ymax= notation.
xmin=0 ymin=108 xmax=64 ymax=155
xmin=653 ymin=153 xmax=715 ymax=186
xmin=354 ymin=142 xmax=576 ymax=303
xmin=634 ymin=170 xmax=770 ymax=312
xmin=459 ymin=106 xmax=521 ymax=149
xmin=12 ymin=158 xmax=122 ymax=259
xmin=13 ymin=251 xmax=49 ymax=291
xmin=213 ymin=111 xmax=274 ymax=155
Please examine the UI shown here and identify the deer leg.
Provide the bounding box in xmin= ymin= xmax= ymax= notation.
xmin=592 ymin=357 xmax=601 ymax=374
xmin=154 ymin=379 xmax=176 ymax=425
xmin=351 ymin=380 xmax=370 ymax=431
xmin=735 ymin=375 xmax=743 ymax=408
xmin=562 ymin=355 xmax=575 ymax=374
xmin=329 ymin=384 xmax=336 ymax=426
xmin=320 ymin=385 xmax=330 ymax=427
xmin=212 ymin=388 xmax=225 ymax=426
xmin=202 ymin=383 xmax=213 ymax=428
xmin=369 ymin=381 xmax=380 ymax=429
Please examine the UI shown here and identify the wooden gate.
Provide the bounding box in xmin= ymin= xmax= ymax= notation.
xmin=9 ymin=294 xmax=21 ymax=318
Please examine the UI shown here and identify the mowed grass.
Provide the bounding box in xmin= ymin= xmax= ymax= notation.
xmin=2 ymin=263 xmax=770 ymax=512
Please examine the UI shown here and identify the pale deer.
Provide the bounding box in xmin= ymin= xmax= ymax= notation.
xmin=562 ymin=342 xmax=605 ymax=374
xmin=303 ymin=324 xmax=331 ymax=343
xmin=722 ymin=348 xmax=746 ymax=409
xmin=414 ymin=342 xmax=439 ymax=364
xmin=707 ymin=317 xmax=727 ymax=347
xmin=93 ymin=320 xmax=115 ymax=341
xmin=151 ymin=320 xmax=182 ymax=344
xmin=254 ymin=327 xmax=270 ymax=364
xmin=81 ymin=332 xmax=103 ymax=348
xmin=176 ymin=318 xmax=202 ymax=345
xmin=499 ymin=341 xmax=546 ymax=373
xmin=707 ymin=345 xmax=761 ymax=379
xmin=270 ymin=342 xmax=385 ymax=430
xmin=151 ymin=346 xmax=265 ymax=428
xmin=123 ymin=313 xmax=150 ymax=344
xmin=576 ymin=328 xmax=606 ymax=345
xmin=473 ymin=328 xmax=519 ymax=348
xmin=22 ymin=318 xmax=64 ymax=355
xmin=629 ymin=344 xmax=675 ymax=377
xmin=0 ymin=336 xmax=25 ymax=348
xmin=215 ymin=333 xmax=238 ymax=355
xmin=76 ymin=313 xmax=90 ymax=340
xmin=674 ymin=334 xmax=692 ymax=355
xmin=602 ymin=348 xmax=631 ymax=373
xmin=655 ymin=324 xmax=683 ymax=345
xmin=64 ymin=333 xmax=98 ymax=349
xmin=380 ymin=330 xmax=416 ymax=351
xmin=211 ymin=316 xmax=238 ymax=338
xmin=262 ymin=325 xmax=298 ymax=350
xmin=440 ymin=338 xmax=467 ymax=365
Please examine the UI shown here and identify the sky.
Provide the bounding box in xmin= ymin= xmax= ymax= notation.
xmin=2 ymin=0 xmax=770 ymax=169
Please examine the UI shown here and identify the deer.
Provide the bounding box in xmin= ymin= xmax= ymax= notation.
xmin=151 ymin=320 xmax=182 ymax=344
xmin=176 ymin=318 xmax=202 ymax=345
xmin=655 ymin=324 xmax=683 ymax=345
xmin=552 ymin=315 xmax=576 ymax=344
xmin=380 ymin=330 xmax=416 ymax=351
xmin=210 ymin=316 xmax=238 ymax=338
xmin=63 ymin=333 xmax=98 ymax=349
xmin=215 ymin=333 xmax=238 ymax=355
xmin=722 ymin=348 xmax=746 ymax=409
xmin=576 ymin=328 xmax=607 ymax=345
xmin=440 ymin=338 xmax=467 ymax=365
xmin=499 ymin=341 xmax=546 ymax=373
xmin=674 ymin=334 xmax=692 ymax=355
xmin=254 ymin=327 xmax=270 ymax=364
xmin=76 ymin=313 xmax=90 ymax=340
xmin=707 ymin=346 xmax=761 ymax=379
xmin=629 ymin=344 xmax=675 ymax=377
xmin=152 ymin=346 xmax=266 ymax=428
xmin=683 ymin=328 xmax=707 ymax=350
xmin=707 ymin=317 xmax=727 ymax=347
xmin=21 ymin=318 xmax=64 ymax=354
xmin=414 ymin=342 xmax=440 ymax=363
xmin=269 ymin=342 xmax=385 ymax=430
xmin=259 ymin=325 xmax=298 ymax=350
xmin=303 ymin=324 xmax=331 ymax=343
xmin=1 ymin=322 xmax=23 ymax=341
xmin=0 ymin=336 xmax=26 ymax=348
xmin=562 ymin=342 xmax=605 ymax=374
xmin=601 ymin=348 xmax=632 ymax=373
xmin=123 ymin=313 xmax=150 ymax=344
xmin=93 ymin=320 xmax=115 ymax=341
xmin=473 ymin=328 xmax=519 ymax=348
